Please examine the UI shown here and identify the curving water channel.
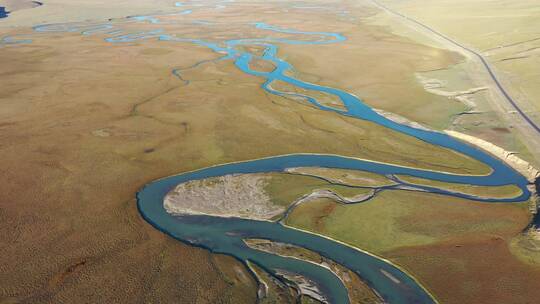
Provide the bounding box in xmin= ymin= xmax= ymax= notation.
xmin=18 ymin=6 xmax=533 ymax=303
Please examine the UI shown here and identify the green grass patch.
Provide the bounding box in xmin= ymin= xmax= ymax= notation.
xmin=396 ymin=175 xmax=523 ymax=199
xmin=286 ymin=190 xmax=529 ymax=254
xmin=264 ymin=173 xmax=372 ymax=207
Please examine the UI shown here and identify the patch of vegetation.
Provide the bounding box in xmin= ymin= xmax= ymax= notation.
xmin=509 ymin=231 xmax=540 ymax=266
xmin=247 ymin=261 xmax=298 ymax=304
xmin=397 ymin=175 xmax=523 ymax=199
xmin=286 ymin=190 xmax=529 ymax=253
xmin=288 ymin=167 xmax=394 ymax=187
xmin=264 ymin=173 xmax=372 ymax=207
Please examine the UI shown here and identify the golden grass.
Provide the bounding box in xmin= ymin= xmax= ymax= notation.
xmin=284 ymin=177 xmax=538 ymax=304
xmin=0 ymin=1 xmax=527 ymax=302
xmin=270 ymin=79 xmax=346 ymax=111
xmin=386 ymin=237 xmax=540 ymax=304
xmin=396 ymin=174 xmax=523 ymax=199
xmin=287 ymin=167 xmax=395 ymax=187
xmin=286 ymin=190 xmax=529 ymax=253
xmin=509 ymin=232 xmax=540 ymax=267
xmin=278 ymin=19 xmax=468 ymax=130
xmin=265 ymin=173 xmax=373 ymax=207
xmin=377 ymin=0 xmax=540 ymax=158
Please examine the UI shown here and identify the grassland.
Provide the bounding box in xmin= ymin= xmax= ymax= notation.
xmin=287 ymin=190 xmax=529 ymax=251
xmin=387 ymin=235 xmax=540 ymax=304
xmin=265 ymin=173 xmax=374 ymax=207
xmin=0 ymin=0 xmax=536 ymax=303
xmin=245 ymin=238 xmax=382 ymax=303
xmin=285 ymin=184 xmax=540 ymax=304
xmin=287 ymin=167 xmax=395 ymax=187
xmin=269 ymin=79 xmax=347 ymax=111
xmin=277 ymin=7 xmax=467 ymax=130
xmin=396 ymin=174 xmax=523 ymax=199
xmin=164 ymin=171 xmax=374 ymax=220
xmin=509 ymin=232 xmax=540 ymax=266
xmin=376 ymin=0 xmax=540 ymax=165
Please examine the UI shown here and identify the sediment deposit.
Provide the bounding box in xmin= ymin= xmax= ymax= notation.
xmin=445 ymin=130 xmax=540 ymax=182
xmin=164 ymin=174 xmax=286 ymax=220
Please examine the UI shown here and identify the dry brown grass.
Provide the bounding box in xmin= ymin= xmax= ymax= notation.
xmin=278 ymin=13 xmax=467 ymax=130
xmin=0 ymin=1 xmax=520 ymax=303
xmin=375 ymin=0 xmax=540 ymax=165
xmin=387 ymin=239 xmax=540 ymax=304
xmin=0 ymin=32 xmax=259 ymax=303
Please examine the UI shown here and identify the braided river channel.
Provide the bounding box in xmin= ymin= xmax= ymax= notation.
xmin=21 ymin=7 xmax=532 ymax=303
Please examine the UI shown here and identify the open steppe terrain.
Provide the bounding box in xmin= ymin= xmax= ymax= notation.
xmin=1 ymin=1 xmax=539 ymax=303
xmin=377 ymin=0 xmax=540 ymax=165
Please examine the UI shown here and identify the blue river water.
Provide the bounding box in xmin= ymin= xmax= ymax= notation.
xmin=0 ymin=7 xmax=8 ymax=19
xmin=21 ymin=10 xmax=534 ymax=303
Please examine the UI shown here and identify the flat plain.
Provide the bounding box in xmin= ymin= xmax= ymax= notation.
xmin=1 ymin=0 xmax=539 ymax=303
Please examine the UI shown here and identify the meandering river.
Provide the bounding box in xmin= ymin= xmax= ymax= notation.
xmin=22 ymin=7 xmax=532 ymax=303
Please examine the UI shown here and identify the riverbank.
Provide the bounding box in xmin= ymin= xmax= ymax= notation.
xmin=163 ymin=171 xmax=376 ymax=221
xmin=164 ymin=174 xmax=286 ymax=221
xmin=369 ymin=0 xmax=540 ymax=168
xmin=445 ymin=130 xmax=539 ymax=183
xmin=244 ymin=238 xmax=383 ymax=303
xmin=374 ymin=108 xmax=431 ymax=131
xmin=446 ymin=130 xmax=539 ymax=213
